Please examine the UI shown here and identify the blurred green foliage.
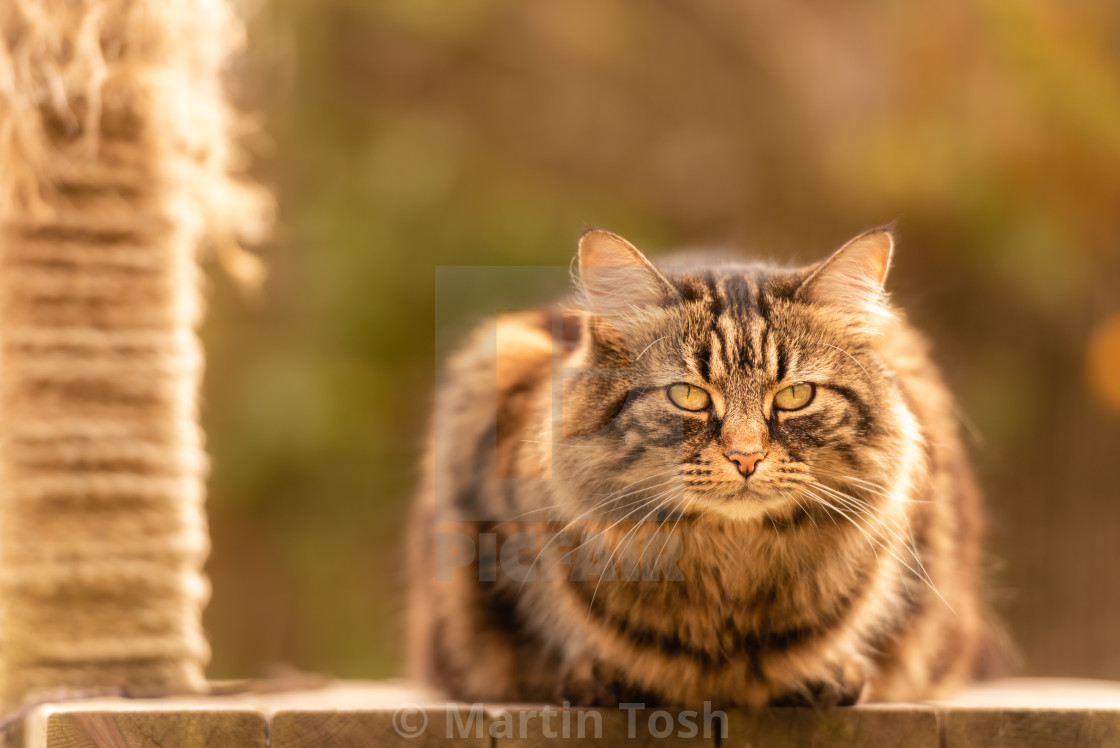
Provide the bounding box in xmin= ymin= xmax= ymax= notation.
xmin=201 ymin=0 xmax=1120 ymax=680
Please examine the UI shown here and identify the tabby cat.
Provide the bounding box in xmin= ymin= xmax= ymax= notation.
xmin=409 ymin=228 xmax=1000 ymax=707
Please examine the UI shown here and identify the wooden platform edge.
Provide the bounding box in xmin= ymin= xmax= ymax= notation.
xmin=13 ymin=678 xmax=1120 ymax=748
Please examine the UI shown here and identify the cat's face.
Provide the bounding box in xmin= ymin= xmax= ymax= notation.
xmin=557 ymin=229 xmax=921 ymax=524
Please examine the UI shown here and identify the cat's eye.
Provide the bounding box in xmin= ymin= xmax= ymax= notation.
xmin=774 ymin=382 xmax=815 ymax=411
xmin=667 ymin=383 xmax=711 ymax=411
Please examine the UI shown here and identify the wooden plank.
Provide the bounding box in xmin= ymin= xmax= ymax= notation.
xmin=941 ymin=709 xmax=1120 ymax=748
xmin=723 ymin=704 xmax=938 ymax=748
xmin=256 ymin=681 xmax=490 ymax=748
xmin=935 ymin=678 xmax=1120 ymax=748
xmin=23 ymin=696 xmax=267 ymax=748
xmin=16 ymin=678 xmax=1120 ymax=748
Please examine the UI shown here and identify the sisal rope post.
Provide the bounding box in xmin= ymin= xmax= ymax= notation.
xmin=0 ymin=0 xmax=267 ymax=708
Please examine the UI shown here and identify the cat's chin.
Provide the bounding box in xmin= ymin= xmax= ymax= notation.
xmin=697 ymin=491 xmax=789 ymax=523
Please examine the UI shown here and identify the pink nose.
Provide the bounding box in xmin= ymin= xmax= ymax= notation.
xmin=727 ymin=451 xmax=765 ymax=477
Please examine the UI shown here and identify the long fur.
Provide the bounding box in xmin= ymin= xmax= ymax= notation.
xmin=409 ymin=230 xmax=1001 ymax=708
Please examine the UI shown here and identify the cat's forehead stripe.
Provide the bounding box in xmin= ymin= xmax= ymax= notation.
xmin=718 ymin=311 xmax=743 ymax=373
xmin=669 ymin=268 xmax=799 ymax=382
xmin=708 ymin=327 xmax=729 ymax=380
xmin=765 ymin=326 xmax=783 ymax=382
xmin=748 ymin=317 xmax=764 ymax=372
xmin=693 ymin=334 xmax=712 ymax=382
xmin=685 ymin=270 xmax=778 ymax=380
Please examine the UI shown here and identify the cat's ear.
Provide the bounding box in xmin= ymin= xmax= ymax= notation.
xmin=799 ymin=228 xmax=895 ymax=332
xmin=578 ymin=229 xmax=678 ymax=316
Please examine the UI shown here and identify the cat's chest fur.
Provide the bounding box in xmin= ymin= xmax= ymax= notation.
xmin=509 ymin=507 xmax=904 ymax=705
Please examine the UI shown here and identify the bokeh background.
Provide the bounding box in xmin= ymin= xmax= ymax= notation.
xmin=201 ymin=1 xmax=1120 ymax=681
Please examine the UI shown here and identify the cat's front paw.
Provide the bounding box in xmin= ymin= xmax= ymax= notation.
xmin=769 ymin=678 xmax=865 ymax=708
xmin=770 ymin=660 xmax=867 ymax=709
xmin=555 ymin=656 xmax=661 ymax=707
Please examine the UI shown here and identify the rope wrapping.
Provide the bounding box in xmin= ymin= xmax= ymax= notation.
xmin=0 ymin=0 xmax=268 ymax=708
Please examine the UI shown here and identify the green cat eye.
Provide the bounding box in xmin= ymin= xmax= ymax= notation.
xmin=774 ymin=382 xmax=815 ymax=411
xmin=667 ymin=383 xmax=711 ymax=411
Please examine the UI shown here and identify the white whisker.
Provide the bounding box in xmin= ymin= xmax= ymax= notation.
xmin=798 ymin=485 xmax=953 ymax=613
xmin=821 ymin=342 xmax=872 ymax=382
xmin=520 ymin=440 xmax=597 ymax=448
xmin=584 ymin=487 xmax=684 ymax=616
xmin=633 ymin=335 xmax=670 ymax=363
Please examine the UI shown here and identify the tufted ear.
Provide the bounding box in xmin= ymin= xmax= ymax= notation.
xmin=578 ymin=229 xmax=678 ymax=316
xmin=799 ymin=228 xmax=895 ymax=332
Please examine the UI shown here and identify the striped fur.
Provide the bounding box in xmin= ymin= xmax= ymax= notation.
xmin=409 ymin=229 xmax=999 ymax=707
